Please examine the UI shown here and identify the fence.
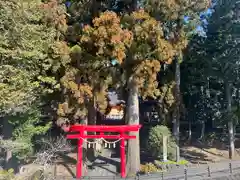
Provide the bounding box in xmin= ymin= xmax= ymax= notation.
xmin=53 ymin=161 xmax=240 ymax=180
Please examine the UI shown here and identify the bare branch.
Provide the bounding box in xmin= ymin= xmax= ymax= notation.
xmin=16 ymin=136 xmax=73 ymax=180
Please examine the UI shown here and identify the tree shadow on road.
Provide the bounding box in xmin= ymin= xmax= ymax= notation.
xmin=180 ymin=148 xmax=215 ymax=164
xmin=93 ymin=155 xmax=120 ymax=174
xmin=57 ymin=153 xmax=77 ymax=177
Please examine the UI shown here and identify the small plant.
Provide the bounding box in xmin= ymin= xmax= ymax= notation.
xmin=140 ymin=163 xmax=160 ymax=174
xmin=154 ymin=159 xmax=188 ymax=166
xmin=154 ymin=159 xmax=188 ymax=170
xmin=0 ymin=168 xmax=14 ymax=180
xmin=148 ymin=125 xmax=177 ymax=161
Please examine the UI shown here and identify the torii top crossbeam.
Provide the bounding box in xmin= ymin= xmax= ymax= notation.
xmin=68 ymin=124 xmax=141 ymax=132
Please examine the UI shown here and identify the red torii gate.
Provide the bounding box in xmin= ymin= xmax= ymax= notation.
xmin=66 ymin=124 xmax=141 ymax=178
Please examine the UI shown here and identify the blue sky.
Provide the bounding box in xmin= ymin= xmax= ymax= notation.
xmin=196 ymin=8 xmax=213 ymax=35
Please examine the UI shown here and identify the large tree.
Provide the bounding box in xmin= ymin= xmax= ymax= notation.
xmin=182 ymin=0 xmax=240 ymax=158
xmin=204 ymin=0 xmax=240 ymax=158
xmin=122 ymin=10 xmax=175 ymax=174
xmin=72 ymin=10 xmax=175 ymax=175
xmin=0 ymin=0 xmax=68 ymax=166
xmin=143 ymin=0 xmax=211 ymax=161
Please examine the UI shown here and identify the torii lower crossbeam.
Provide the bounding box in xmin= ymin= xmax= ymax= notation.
xmin=66 ymin=125 xmax=141 ymax=178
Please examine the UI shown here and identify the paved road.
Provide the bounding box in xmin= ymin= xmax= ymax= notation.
xmin=83 ymin=147 xmax=240 ymax=179
xmin=142 ymin=160 xmax=240 ymax=180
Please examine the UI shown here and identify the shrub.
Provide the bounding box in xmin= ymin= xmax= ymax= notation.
xmin=140 ymin=163 xmax=160 ymax=174
xmin=148 ymin=125 xmax=176 ymax=161
xmin=0 ymin=168 xmax=14 ymax=180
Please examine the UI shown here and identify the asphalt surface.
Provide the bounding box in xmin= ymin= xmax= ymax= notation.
xmin=84 ymin=149 xmax=240 ymax=179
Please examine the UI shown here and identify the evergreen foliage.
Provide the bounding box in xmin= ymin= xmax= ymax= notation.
xmin=148 ymin=125 xmax=176 ymax=160
xmin=182 ymin=0 xmax=240 ymax=126
xmin=0 ymin=0 xmax=67 ymax=159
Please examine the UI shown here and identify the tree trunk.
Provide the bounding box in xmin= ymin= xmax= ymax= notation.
xmin=173 ymin=59 xmax=180 ymax=162
xmin=88 ymin=96 xmax=97 ymax=125
xmin=199 ymin=121 xmax=205 ymax=140
xmin=130 ymin=0 xmax=138 ymax=12
xmin=187 ymin=99 xmax=192 ymax=142
xmin=126 ymin=75 xmax=140 ymax=176
xmin=225 ymin=81 xmax=235 ymax=159
xmin=188 ymin=117 xmax=192 ymax=142
xmin=81 ymin=116 xmax=88 ymax=175
xmin=2 ymin=117 xmax=13 ymax=169
xmin=87 ymin=96 xmax=97 ymax=161
xmin=91 ymin=0 xmax=101 ymax=20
